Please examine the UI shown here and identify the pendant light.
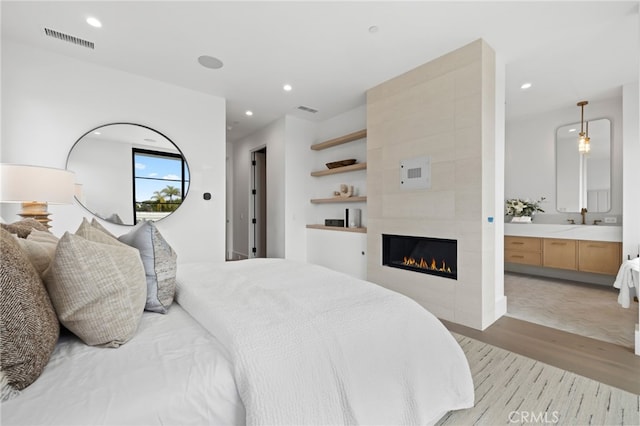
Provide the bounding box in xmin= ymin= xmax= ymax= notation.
xmin=577 ymin=101 xmax=591 ymax=154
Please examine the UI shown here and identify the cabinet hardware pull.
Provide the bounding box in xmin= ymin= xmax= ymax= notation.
xmin=511 ymin=255 xmax=525 ymax=259
xmin=587 ymin=244 xmax=605 ymax=248
xmin=551 ymin=242 xmax=566 ymax=245
xmin=511 ymin=242 xmax=524 ymax=245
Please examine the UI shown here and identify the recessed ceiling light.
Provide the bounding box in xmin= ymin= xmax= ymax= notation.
xmin=245 ymin=110 xmax=253 ymax=116
xmin=198 ymin=55 xmax=224 ymax=70
xmin=93 ymin=131 xmax=101 ymax=135
xmin=520 ymin=82 xmax=532 ymax=90
xmin=143 ymin=138 xmax=157 ymax=143
xmin=568 ymin=128 xmax=577 ymax=133
xmin=283 ymin=84 xmax=292 ymax=92
xmin=86 ymin=17 xmax=102 ymax=28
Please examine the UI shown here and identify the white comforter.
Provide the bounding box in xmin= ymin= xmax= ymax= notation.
xmin=1 ymin=305 xmax=244 ymax=425
xmin=177 ymin=258 xmax=474 ymax=425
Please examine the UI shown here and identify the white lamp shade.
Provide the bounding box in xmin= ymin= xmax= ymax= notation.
xmin=0 ymin=164 xmax=75 ymax=204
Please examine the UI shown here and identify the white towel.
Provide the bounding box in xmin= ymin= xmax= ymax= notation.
xmin=613 ymin=257 xmax=640 ymax=308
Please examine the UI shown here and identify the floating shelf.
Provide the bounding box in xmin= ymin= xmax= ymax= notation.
xmin=306 ymin=225 xmax=367 ymax=233
xmin=310 ymin=196 xmax=367 ymax=204
xmin=311 ymin=162 xmax=367 ymax=177
xmin=310 ymin=129 xmax=367 ymax=151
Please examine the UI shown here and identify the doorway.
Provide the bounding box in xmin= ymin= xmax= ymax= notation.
xmin=251 ymin=147 xmax=267 ymax=258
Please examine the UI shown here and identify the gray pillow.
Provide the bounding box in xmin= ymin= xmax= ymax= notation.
xmin=43 ymin=232 xmax=146 ymax=347
xmin=118 ymin=221 xmax=177 ymax=314
xmin=0 ymin=229 xmax=59 ymax=400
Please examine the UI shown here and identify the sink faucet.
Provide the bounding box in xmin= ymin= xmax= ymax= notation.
xmin=567 ymin=218 xmax=575 ymax=225
xmin=580 ymin=208 xmax=588 ymax=225
xmin=593 ymin=219 xmax=602 ymax=225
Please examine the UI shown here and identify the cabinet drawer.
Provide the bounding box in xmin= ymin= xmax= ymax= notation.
xmin=504 ymin=236 xmax=541 ymax=252
xmin=505 ymin=250 xmax=542 ymax=266
xmin=578 ymin=241 xmax=621 ymax=275
xmin=543 ymin=239 xmax=577 ymax=270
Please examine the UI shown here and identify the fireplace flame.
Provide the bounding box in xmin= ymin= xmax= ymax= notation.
xmin=402 ymin=256 xmax=452 ymax=273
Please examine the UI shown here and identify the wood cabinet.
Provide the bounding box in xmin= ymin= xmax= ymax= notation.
xmin=504 ymin=236 xmax=542 ymax=266
xmin=543 ymin=239 xmax=577 ymax=270
xmin=578 ymin=241 xmax=622 ymax=275
xmin=505 ymin=236 xmax=622 ymax=276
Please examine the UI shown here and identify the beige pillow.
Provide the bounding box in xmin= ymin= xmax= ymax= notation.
xmin=75 ymin=217 xmax=119 ymax=245
xmin=43 ymin=232 xmax=147 ymax=347
xmin=0 ymin=229 xmax=59 ymax=400
xmin=90 ymin=218 xmax=117 ymax=239
xmin=14 ymin=230 xmax=59 ymax=276
xmin=1 ymin=218 xmax=48 ymax=238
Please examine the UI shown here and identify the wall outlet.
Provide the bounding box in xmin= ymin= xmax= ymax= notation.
xmin=604 ymin=217 xmax=617 ymax=224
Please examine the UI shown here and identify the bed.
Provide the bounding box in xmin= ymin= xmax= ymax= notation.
xmin=1 ymin=218 xmax=474 ymax=425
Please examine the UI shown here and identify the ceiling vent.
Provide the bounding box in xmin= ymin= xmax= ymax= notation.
xmin=44 ymin=28 xmax=94 ymax=49
xmin=297 ymin=105 xmax=319 ymax=114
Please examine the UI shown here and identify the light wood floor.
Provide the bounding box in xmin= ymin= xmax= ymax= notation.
xmin=443 ymin=316 xmax=640 ymax=395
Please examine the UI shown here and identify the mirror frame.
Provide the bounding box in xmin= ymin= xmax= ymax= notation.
xmin=66 ymin=122 xmax=190 ymax=225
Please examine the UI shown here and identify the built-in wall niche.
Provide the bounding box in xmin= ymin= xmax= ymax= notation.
xmin=382 ymin=234 xmax=457 ymax=280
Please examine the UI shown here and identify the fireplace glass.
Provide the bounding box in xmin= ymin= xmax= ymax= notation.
xmin=382 ymin=234 xmax=457 ymax=280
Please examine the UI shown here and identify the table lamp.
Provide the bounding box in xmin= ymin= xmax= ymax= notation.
xmin=0 ymin=164 xmax=75 ymax=228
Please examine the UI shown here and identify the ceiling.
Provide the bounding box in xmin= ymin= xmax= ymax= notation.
xmin=2 ymin=1 xmax=638 ymax=142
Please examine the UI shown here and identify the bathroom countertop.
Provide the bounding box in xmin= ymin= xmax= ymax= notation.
xmin=504 ymin=223 xmax=622 ymax=242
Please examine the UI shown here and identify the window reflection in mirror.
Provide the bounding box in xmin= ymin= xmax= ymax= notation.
xmin=555 ymin=118 xmax=611 ymax=213
xmin=66 ymin=123 xmax=190 ymax=225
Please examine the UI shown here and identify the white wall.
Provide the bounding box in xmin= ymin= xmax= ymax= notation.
xmin=505 ymin=97 xmax=623 ymax=223
xmin=283 ymin=116 xmax=316 ymax=261
xmin=1 ymin=41 xmax=227 ymax=263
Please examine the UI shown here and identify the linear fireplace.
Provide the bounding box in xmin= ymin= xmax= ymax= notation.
xmin=382 ymin=234 xmax=457 ymax=280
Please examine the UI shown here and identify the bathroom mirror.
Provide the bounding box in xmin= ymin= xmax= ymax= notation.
xmin=555 ymin=118 xmax=610 ymax=213
xmin=66 ymin=123 xmax=190 ymax=225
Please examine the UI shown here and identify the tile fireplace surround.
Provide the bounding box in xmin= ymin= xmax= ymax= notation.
xmin=365 ymin=39 xmax=506 ymax=330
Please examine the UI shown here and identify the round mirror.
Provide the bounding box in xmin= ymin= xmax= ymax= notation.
xmin=66 ymin=123 xmax=190 ymax=225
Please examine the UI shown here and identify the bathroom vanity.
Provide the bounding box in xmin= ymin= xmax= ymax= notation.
xmin=504 ymin=223 xmax=622 ymax=282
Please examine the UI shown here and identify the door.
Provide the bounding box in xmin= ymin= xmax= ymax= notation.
xmin=251 ymin=148 xmax=267 ymax=257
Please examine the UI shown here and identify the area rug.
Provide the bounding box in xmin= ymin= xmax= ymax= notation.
xmin=436 ymin=333 xmax=639 ymax=426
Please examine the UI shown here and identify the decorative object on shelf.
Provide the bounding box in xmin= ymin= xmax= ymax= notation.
xmin=0 ymin=164 xmax=75 ymax=228
xmin=505 ymin=197 xmax=545 ymax=222
xmin=324 ymin=219 xmax=345 ymax=227
xmin=333 ymin=184 xmax=354 ymax=198
xmin=345 ymin=208 xmax=361 ymax=228
xmin=326 ymin=159 xmax=357 ymax=169
xmin=576 ymin=101 xmax=591 ymax=154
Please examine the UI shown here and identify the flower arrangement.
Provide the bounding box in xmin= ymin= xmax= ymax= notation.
xmin=505 ymin=197 xmax=546 ymax=217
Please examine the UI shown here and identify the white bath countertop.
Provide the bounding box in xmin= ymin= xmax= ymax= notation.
xmin=504 ymin=223 xmax=622 ymax=242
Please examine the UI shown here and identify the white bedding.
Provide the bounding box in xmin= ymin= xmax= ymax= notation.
xmin=1 ymin=304 xmax=244 ymax=426
xmin=177 ymin=258 xmax=474 ymax=425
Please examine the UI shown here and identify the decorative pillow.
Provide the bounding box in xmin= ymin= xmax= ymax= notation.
xmin=90 ymin=218 xmax=117 ymax=239
xmin=75 ymin=217 xmax=119 ymax=245
xmin=118 ymin=221 xmax=177 ymax=314
xmin=0 ymin=229 xmax=59 ymax=401
xmin=43 ymin=232 xmax=147 ymax=347
xmin=1 ymin=218 xmax=48 ymax=238
xmin=14 ymin=230 xmax=59 ymax=276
